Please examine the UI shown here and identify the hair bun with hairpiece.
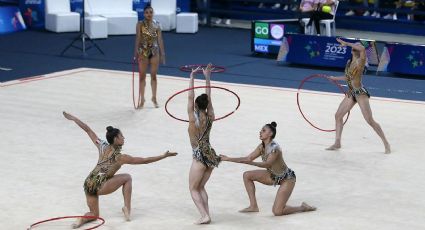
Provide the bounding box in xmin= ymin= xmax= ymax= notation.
xmin=270 ymin=122 xmax=277 ymax=128
xmin=106 ymin=126 xmax=114 ymax=132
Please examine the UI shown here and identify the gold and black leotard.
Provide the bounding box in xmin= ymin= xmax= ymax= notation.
xmin=83 ymin=139 xmax=122 ymax=195
xmin=138 ymin=19 xmax=160 ymax=59
xmin=344 ymin=58 xmax=370 ymax=102
xmin=259 ymin=141 xmax=296 ymax=186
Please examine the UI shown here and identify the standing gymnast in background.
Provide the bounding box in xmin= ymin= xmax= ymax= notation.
xmin=134 ymin=4 xmax=165 ymax=108
xmin=327 ymin=38 xmax=391 ymax=154
xmin=187 ymin=64 xmax=221 ymax=224
xmin=220 ymin=122 xmax=316 ymax=216
xmin=63 ymin=112 xmax=176 ymax=228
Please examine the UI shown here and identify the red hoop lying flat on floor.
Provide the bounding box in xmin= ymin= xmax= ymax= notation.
xmin=179 ymin=64 xmax=226 ymax=73
xmin=297 ymin=74 xmax=350 ymax=132
xmin=132 ymin=57 xmax=141 ymax=109
xmin=165 ymin=86 xmax=240 ymax=122
xmin=28 ymin=215 xmax=105 ymax=230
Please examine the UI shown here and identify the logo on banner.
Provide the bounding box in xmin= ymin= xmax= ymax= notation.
xmin=255 ymin=45 xmax=268 ymax=53
xmin=255 ymin=22 xmax=269 ymax=39
xmin=406 ymin=50 xmax=424 ymax=68
xmin=25 ymin=0 xmax=42 ymax=4
xmin=270 ymin=24 xmax=284 ymax=40
xmin=304 ymin=41 xmax=320 ymax=58
xmin=23 ymin=8 xmax=38 ymax=26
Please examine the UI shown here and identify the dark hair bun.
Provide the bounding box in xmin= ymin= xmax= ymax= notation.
xmin=270 ymin=122 xmax=277 ymax=128
xmin=106 ymin=126 xmax=114 ymax=132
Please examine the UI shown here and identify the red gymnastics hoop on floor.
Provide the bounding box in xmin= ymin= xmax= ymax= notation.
xmin=165 ymin=86 xmax=240 ymax=122
xmin=132 ymin=57 xmax=141 ymax=109
xmin=297 ymin=74 xmax=350 ymax=132
xmin=179 ymin=64 xmax=226 ymax=73
xmin=28 ymin=215 xmax=105 ymax=230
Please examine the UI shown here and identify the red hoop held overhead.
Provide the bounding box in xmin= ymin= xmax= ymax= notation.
xmin=165 ymin=86 xmax=240 ymax=122
xmin=179 ymin=64 xmax=226 ymax=73
xmin=297 ymin=74 xmax=350 ymax=132
xmin=132 ymin=57 xmax=141 ymax=109
xmin=28 ymin=215 xmax=105 ymax=230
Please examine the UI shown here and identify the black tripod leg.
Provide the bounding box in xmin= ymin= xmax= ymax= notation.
xmin=84 ymin=33 xmax=105 ymax=55
xmin=61 ymin=35 xmax=82 ymax=56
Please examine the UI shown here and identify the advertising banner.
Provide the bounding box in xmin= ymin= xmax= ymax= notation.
xmin=277 ymin=34 xmax=378 ymax=68
xmin=251 ymin=19 xmax=301 ymax=56
xmin=378 ymin=43 xmax=425 ymax=76
xmin=177 ymin=0 xmax=190 ymax=13
xmin=19 ymin=0 xmax=44 ymax=29
xmin=70 ymin=0 xmax=83 ymax=15
xmin=0 ymin=6 xmax=26 ymax=34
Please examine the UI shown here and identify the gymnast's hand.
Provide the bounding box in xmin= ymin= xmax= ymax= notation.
xmin=190 ymin=66 xmax=202 ymax=77
xmin=327 ymin=76 xmax=337 ymax=81
xmin=336 ymin=38 xmax=346 ymax=46
xmin=164 ymin=150 xmax=178 ymax=157
xmin=203 ymin=63 xmax=213 ymax=76
xmin=63 ymin=111 xmax=75 ymax=121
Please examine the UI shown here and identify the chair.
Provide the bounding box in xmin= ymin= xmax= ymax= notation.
xmin=85 ymin=16 xmax=108 ymax=39
xmin=176 ymin=13 xmax=198 ymax=33
xmin=45 ymin=0 xmax=80 ymax=33
xmin=151 ymin=0 xmax=177 ymax=31
xmin=320 ymin=0 xmax=339 ymax=36
xmin=84 ymin=0 xmax=138 ymax=35
xmin=301 ymin=0 xmax=339 ymax=36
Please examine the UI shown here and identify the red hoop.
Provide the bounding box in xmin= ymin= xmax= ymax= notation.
xmin=28 ymin=215 xmax=105 ymax=230
xmin=297 ymin=74 xmax=350 ymax=132
xmin=132 ymin=57 xmax=141 ymax=109
xmin=179 ymin=64 xmax=226 ymax=73
xmin=165 ymin=86 xmax=240 ymax=122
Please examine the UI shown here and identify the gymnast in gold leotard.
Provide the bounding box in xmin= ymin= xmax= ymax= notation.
xmin=327 ymin=38 xmax=391 ymax=154
xmin=134 ymin=4 xmax=165 ymax=109
xmin=62 ymin=112 xmax=176 ymax=229
xmin=220 ymin=122 xmax=316 ymax=216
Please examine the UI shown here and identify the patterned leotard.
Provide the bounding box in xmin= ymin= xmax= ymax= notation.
xmin=260 ymin=141 xmax=296 ymax=186
xmin=138 ymin=19 xmax=161 ymax=59
xmin=83 ymin=139 xmax=122 ymax=195
xmin=345 ymin=59 xmax=370 ymax=102
xmin=191 ymin=111 xmax=221 ymax=168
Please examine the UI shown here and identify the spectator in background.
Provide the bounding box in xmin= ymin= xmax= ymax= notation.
xmin=306 ymin=0 xmax=336 ymax=35
xmin=214 ymin=0 xmax=231 ymax=25
xmin=345 ymin=0 xmax=381 ymax=17
xmin=383 ymin=0 xmax=416 ymax=20
xmin=299 ymin=0 xmax=316 ymax=16
xmin=413 ymin=0 xmax=425 ymax=21
xmin=259 ymin=1 xmax=300 ymax=11
xmin=196 ymin=0 xmax=208 ymax=24
xmin=363 ymin=0 xmax=380 ymax=17
xmin=298 ymin=0 xmax=316 ymax=29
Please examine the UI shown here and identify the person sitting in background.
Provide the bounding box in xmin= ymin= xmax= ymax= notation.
xmin=362 ymin=0 xmax=381 ymax=17
xmin=306 ymin=0 xmax=336 ymax=35
xmin=382 ymin=0 xmax=416 ymax=20
xmin=299 ymin=0 xmax=316 ymax=28
xmin=196 ymin=0 xmax=208 ymax=25
xmin=214 ymin=0 xmax=231 ymax=25
xmin=259 ymin=1 xmax=300 ymax=11
xmin=413 ymin=0 xmax=425 ymax=21
xmin=345 ymin=0 xmax=380 ymax=17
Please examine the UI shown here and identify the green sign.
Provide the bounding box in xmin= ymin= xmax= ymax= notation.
xmin=255 ymin=22 xmax=269 ymax=39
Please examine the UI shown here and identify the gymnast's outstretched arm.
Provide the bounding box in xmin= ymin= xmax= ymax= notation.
xmin=203 ymin=63 xmax=215 ymax=120
xmin=63 ymin=111 xmax=99 ymax=148
xmin=120 ymin=151 xmax=177 ymax=165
